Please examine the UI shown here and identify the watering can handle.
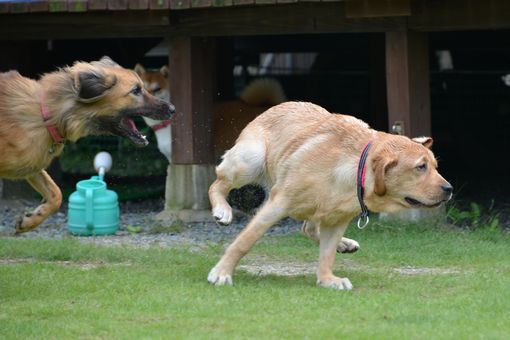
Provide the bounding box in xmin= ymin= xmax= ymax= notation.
xmin=86 ymin=188 xmax=94 ymax=230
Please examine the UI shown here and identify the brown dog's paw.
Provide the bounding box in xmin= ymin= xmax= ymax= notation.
xmin=337 ymin=237 xmax=360 ymax=254
xmin=14 ymin=214 xmax=37 ymax=234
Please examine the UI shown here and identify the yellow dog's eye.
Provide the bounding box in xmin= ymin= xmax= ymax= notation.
xmin=416 ymin=163 xmax=427 ymax=172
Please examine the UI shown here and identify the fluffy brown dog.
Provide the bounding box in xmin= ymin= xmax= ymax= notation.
xmin=208 ymin=101 xmax=452 ymax=290
xmin=0 ymin=57 xmax=175 ymax=233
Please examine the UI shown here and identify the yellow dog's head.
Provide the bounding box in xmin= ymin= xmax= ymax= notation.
xmin=369 ymin=135 xmax=452 ymax=212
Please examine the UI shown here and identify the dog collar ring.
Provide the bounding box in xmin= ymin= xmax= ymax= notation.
xmin=357 ymin=214 xmax=370 ymax=230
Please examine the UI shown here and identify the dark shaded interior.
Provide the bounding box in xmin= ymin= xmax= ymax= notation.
xmin=1 ymin=32 xmax=509 ymax=216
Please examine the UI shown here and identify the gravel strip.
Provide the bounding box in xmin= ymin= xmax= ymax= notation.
xmin=0 ymin=198 xmax=299 ymax=248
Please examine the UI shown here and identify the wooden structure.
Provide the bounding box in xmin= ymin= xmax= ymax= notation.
xmin=1 ymin=0 xmax=510 ymax=217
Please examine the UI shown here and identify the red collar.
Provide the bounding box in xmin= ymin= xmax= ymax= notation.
xmin=151 ymin=120 xmax=171 ymax=132
xmin=40 ymin=91 xmax=64 ymax=143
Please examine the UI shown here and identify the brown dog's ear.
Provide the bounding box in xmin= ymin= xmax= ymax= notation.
xmin=412 ymin=136 xmax=433 ymax=149
xmin=372 ymin=155 xmax=398 ymax=196
xmin=74 ymin=71 xmax=117 ymax=103
xmin=134 ymin=63 xmax=146 ymax=76
xmin=160 ymin=65 xmax=169 ymax=78
xmin=95 ymin=56 xmax=120 ymax=68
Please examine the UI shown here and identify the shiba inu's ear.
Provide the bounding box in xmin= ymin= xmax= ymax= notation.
xmin=412 ymin=137 xmax=433 ymax=149
xmin=160 ymin=65 xmax=169 ymax=78
xmin=373 ymin=155 xmax=398 ymax=196
xmin=134 ymin=63 xmax=146 ymax=76
xmin=74 ymin=70 xmax=117 ymax=103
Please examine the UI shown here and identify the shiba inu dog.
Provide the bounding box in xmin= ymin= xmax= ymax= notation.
xmin=134 ymin=64 xmax=172 ymax=162
xmin=0 ymin=56 xmax=175 ymax=233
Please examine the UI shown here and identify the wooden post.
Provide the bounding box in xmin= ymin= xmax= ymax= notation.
xmin=169 ymin=36 xmax=215 ymax=164
xmin=384 ymin=30 xmax=443 ymax=222
xmin=159 ymin=37 xmax=217 ymax=223
xmin=385 ymin=30 xmax=430 ymax=137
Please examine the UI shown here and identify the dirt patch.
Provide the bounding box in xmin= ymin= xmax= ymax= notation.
xmin=238 ymin=256 xmax=372 ymax=277
xmin=239 ymin=261 xmax=316 ymax=276
xmin=0 ymin=258 xmax=131 ymax=270
xmin=238 ymin=256 xmax=461 ymax=277
xmin=393 ymin=266 xmax=460 ymax=275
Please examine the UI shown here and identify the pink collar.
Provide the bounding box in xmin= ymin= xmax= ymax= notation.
xmin=40 ymin=91 xmax=64 ymax=143
xmin=151 ymin=120 xmax=171 ymax=132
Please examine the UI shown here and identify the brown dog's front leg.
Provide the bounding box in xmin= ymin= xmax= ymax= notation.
xmin=15 ymin=170 xmax=62 ymax=234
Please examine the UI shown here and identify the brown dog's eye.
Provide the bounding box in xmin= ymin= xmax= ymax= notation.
xmin=416 ymin=163 xmax=427 ymax=172
xmin=131 ymin=85 xmax=142 ymax=96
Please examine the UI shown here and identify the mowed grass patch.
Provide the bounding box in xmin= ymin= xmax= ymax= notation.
xmin=1 ymin=222 xmax=510 ymax=339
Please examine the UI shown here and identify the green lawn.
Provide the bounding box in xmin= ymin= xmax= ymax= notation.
xmin=1 ymin=222 xmax=509 ymax=339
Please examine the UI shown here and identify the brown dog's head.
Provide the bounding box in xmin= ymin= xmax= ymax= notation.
xmin=50 ymin=56 xmax=175 ymax=146
xmin=369 ymin=134 xmax=452 ymax=212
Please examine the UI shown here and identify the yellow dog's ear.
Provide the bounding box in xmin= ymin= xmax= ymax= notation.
xmin=74 ymin=70 xmax=117 ymax=103
xmin=372 ymin=155 xmax=397 ymax=196
xmin=412 ymin=136 xmax=433 ymax=149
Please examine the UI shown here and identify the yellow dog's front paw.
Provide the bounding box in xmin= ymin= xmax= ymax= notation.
xmin=317 ymin=276 xmax=353 ymax=290
xmin=212 ymin=205 xmax=233 ymax=226
xmin=208 ymin=266 xmax=233 ymax=286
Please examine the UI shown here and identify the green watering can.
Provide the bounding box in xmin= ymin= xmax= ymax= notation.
xmin=67 ymin=152 xmax=119 ymax=236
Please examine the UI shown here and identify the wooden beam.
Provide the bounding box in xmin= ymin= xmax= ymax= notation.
xmin=168 ymin=3 xmax=405 ymax=36
xmin=0 ymin=3 xmax=405 ymax=40
xmin=169 ymin=37 xmax=215 ymax=164
xmin=385 ymin=31 xmax=430 ymax=137
xmin=0 ymin=12 xmax=170 ymax=39
xmin=410 ymin=0 xmax=510 ymax=32
xmin=346 ymin=0 xmax=410 ymax=18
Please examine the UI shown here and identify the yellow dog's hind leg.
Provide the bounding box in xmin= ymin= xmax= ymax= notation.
xmin=301 ymin=221 xmax=360 ymax=254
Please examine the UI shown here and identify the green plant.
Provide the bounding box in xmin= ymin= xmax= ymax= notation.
xmin=447 ymin=200 xmax=500 ymax=230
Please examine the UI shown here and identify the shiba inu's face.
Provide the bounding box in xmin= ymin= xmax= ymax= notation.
xmin=64 ymin=57 xmax=175 ymax=146
xmin=134 ymin=64 xmax=170 ymax=102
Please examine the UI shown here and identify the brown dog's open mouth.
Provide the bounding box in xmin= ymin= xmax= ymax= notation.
xmin=119 ymin=116 xmax=148 ymax=147
xmin=404 ymin=197 xmax=444 ymax=208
